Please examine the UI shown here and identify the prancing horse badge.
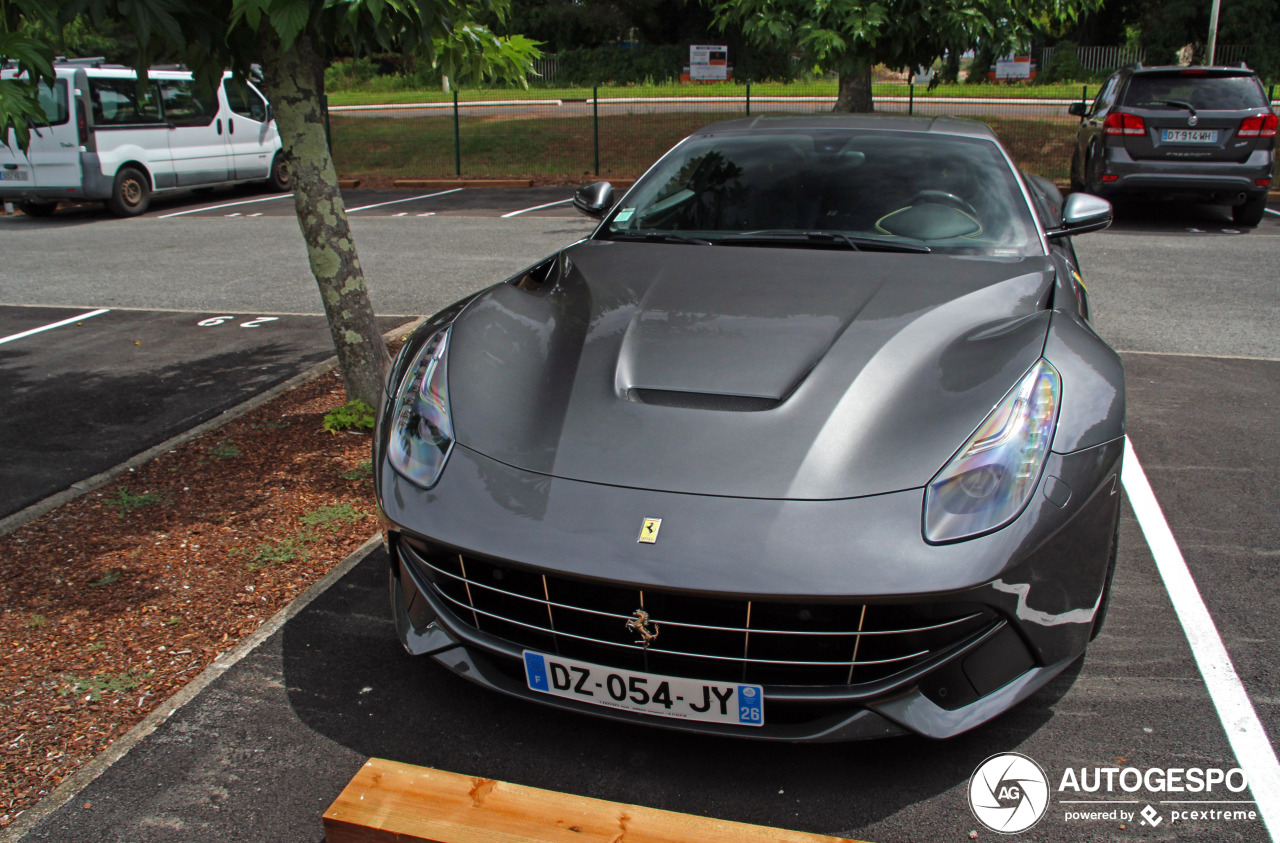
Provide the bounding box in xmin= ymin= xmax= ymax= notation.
xmin=638 ymin=518 xmax=662 ymax=544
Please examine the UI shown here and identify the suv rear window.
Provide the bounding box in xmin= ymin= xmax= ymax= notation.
xmin=1123 ymin=73 xmax=1268 ymax=111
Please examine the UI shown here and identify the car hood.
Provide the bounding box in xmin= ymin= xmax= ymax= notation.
xmin=447 ymin=240 xmax=1054 ymax=500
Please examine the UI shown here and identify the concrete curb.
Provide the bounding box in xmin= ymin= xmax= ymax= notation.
xmin=0 ymin=317 xmax=423 ymax=540
xmin=0 ymin=535 xmax=384 ymax=842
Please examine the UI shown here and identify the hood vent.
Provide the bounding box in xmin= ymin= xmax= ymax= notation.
xmin=629 ymin=388 xmax=780 ymax=412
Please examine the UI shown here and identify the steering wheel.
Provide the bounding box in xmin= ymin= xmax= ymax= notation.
xmin=904 ymin=190 xmax=980 ymax=218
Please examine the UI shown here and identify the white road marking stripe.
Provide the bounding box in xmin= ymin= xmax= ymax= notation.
xmin=1264 ymin=208 xmax=1280 ymax=217
xmin=248 ymin=213 xmax=262 ymax=217
xmin=418 ymin=212 xmax=436 ymax=217
xmin=346 ymin=188 xmax=463 ymax=213
xmin=0 ymin=308 xmax=110 ymax=346
xmin=226 ymin=213 xmax=242 ymax=217
xmin=501 ymin=198 xmax=573 ymax=218
xmin=393 ymin=212 xmax=408 ymax=217
xmin=1122 ymin=439 xmax=1280 ymax=838
xmin=157 ymin=194 xmax=293 ymax=218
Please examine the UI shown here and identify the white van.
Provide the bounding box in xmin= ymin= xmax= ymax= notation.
xmin=0 ymin=60 xmax=287 ymax=217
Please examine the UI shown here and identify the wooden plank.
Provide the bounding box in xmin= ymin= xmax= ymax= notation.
xmin=324 ymin=759 xmax=868 ymax=843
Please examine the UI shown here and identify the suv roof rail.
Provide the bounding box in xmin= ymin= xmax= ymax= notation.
xmin=54 ymin=56 xmax=108 ymax=67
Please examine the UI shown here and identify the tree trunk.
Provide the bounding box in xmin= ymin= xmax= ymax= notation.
xmin=255 ymin=32 xmax=390 ymax=409
xmin=833 ymin=58 xmax=874 ymax=113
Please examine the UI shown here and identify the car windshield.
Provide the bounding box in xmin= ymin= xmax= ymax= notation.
xmin=602 ymin=129 xmax=1043 ymax=256
xmin=1124 ymin=73 xmax=1268 ymax=110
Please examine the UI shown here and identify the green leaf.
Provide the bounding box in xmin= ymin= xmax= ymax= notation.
xmin=266 ymin=0 xmax=311 ymax=50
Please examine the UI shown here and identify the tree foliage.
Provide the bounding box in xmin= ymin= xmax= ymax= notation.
xmin=1137 ymin=0 xmax=1279 ymax=79
xmin=710 ymin=0 xmax=1103 ymax=110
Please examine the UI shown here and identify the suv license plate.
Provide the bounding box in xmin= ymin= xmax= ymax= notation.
xmin=0 ymin=171 xmax=29 ymax=180
xmin=1161 ymin=129 xmax=1218 ymax=143
xmin=523 ymin=650 xmax=764 ymax=727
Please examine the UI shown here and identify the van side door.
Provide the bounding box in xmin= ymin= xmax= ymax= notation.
xmin=157 ymin=78 xmax=231 ymax=186
xmin=221 ymin=78 xmax=276 ymax=180
xmin=86 ymin=76 xmax=175 ymax=190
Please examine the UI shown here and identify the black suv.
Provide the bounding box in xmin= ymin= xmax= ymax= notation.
xmin=1068 ymin=65 xmax=1275 ymax=225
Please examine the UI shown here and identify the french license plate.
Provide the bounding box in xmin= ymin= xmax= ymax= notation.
xmin=523 ymin=651 xmax=764 ymax=727
xmin=0 ymin=170 xmax=29 ymax=180
xmin=1161 ymin=129 xmax=1218 ymax=144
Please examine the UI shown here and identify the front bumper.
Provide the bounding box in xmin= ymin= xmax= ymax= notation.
xmin=380 ymin=438 xmax=1122 ymax=740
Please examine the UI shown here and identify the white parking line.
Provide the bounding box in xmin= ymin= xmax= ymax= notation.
xmin=501 ymin=198 xmax=573 ymax=218
xmin=1264 ymin=208 xmax=1280 ymax=217
xmin=157 ymin=194 xmax=293 ymax=219
xmin=0 ymin=308 xmax=110 ymax=347
xmin=1122 ymin=439 xmax=1280 ymax=838
xmin=346 ymin=188 xmax=463 ymax=213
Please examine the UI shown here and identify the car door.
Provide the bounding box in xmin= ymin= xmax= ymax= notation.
xmin=221 ymin=78 xmax=275 ymax=180
xmin=157 ymin=77 xmax=231 ymax=186
xmin=1080 ymin=73 xmax=1121 ymax=178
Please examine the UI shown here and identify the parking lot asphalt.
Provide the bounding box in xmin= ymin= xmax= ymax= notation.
xmin=3 ymin=191 xmax=1279 ymax=843
xmin=0 ymin=306 xmax=404 ymax=519
xmin=16 ymin=343 xmax=1275 ymax=842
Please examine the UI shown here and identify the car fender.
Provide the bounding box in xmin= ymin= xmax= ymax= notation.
xmin=1044 ymin=310 xmax=1125 ymax=454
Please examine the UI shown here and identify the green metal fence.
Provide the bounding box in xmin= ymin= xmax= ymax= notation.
xmin=326 ymin=82 xmax=1100 ymax=185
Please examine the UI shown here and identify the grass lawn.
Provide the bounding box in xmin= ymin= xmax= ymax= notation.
xmin=331 ymin=110 xmax=1075 ymax=183
xmin=327 ymin=80 xmax=1098 ymax=108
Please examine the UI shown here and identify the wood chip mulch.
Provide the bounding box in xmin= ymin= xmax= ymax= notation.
xmin=0 ymin=367 xmax=387 ymax=829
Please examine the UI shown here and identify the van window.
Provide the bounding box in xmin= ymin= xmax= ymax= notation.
xmin=158 ymin=79 xmax=220 ymax=127
xmin=223 ymin=80 xmax=268 ymax=123
xmin=37 ymin=80 xmax=69 ymax=126
xmin=90 ymin=78 xmax=163 ymax=125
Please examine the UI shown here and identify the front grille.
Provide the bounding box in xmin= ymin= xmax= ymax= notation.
xmin=400 ymin=538 xmax=995 ymax=687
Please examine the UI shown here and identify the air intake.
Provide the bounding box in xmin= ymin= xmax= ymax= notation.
xmin=629 ymin=389 xmax=780 ymax=412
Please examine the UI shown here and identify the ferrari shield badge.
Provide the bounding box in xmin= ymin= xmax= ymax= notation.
xmin=638 ymin=517 xmax=662 ymax=544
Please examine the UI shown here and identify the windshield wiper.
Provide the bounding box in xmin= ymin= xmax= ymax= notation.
xmin=1144 ymin=99 xmax=1199 ymax=117
xmin=609 ymin=231 xmax=713 ymax=246
xmin=717 ymin=231 xmax=931 ymax=253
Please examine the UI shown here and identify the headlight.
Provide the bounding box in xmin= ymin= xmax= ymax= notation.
xmin=387 ymin=327 xmax=454 ymax=488
xmin=924 ymin=359 xmax=1060 ymax=543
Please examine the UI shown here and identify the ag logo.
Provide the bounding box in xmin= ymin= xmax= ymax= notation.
xmin=968 ymin=752 xmax=1050 ymax=834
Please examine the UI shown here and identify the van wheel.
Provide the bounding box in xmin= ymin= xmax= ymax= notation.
xmin=107 ymin=167 xmax=151 ymax=216
xmin=267 ymin=152 xmax=291 ymax=192
xmin=1232 ymin=193 xmax=1267 ymax=227
xmin=18 ymin=201 xmax=57 ymax=218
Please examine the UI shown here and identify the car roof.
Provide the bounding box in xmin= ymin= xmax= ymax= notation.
xmin=693 ymin=113 xmax=1001 ymax=142
xmin=1128 ymin=65 xmax=1258 ymax=77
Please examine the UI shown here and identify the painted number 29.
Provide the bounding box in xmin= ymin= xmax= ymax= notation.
xmin=197 ymin=316 xmax=280 ymax=328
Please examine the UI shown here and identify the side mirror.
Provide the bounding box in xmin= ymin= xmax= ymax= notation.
xmin=1068 ymin=102 xmax=1087 ymax=117
xmin=1046 ymin=192 xmax=1112 ymax=239
xmin=573 ymin=180 xmax=615 ymax=219
xmin=265 ymin=103 xmax=274 ymax=122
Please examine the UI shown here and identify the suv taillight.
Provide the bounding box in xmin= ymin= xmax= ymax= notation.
xmin=1238 ymin=114 xmax=1278 ymax=138
xmin=1104 ymin=112 xmax=1146 ymax=136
